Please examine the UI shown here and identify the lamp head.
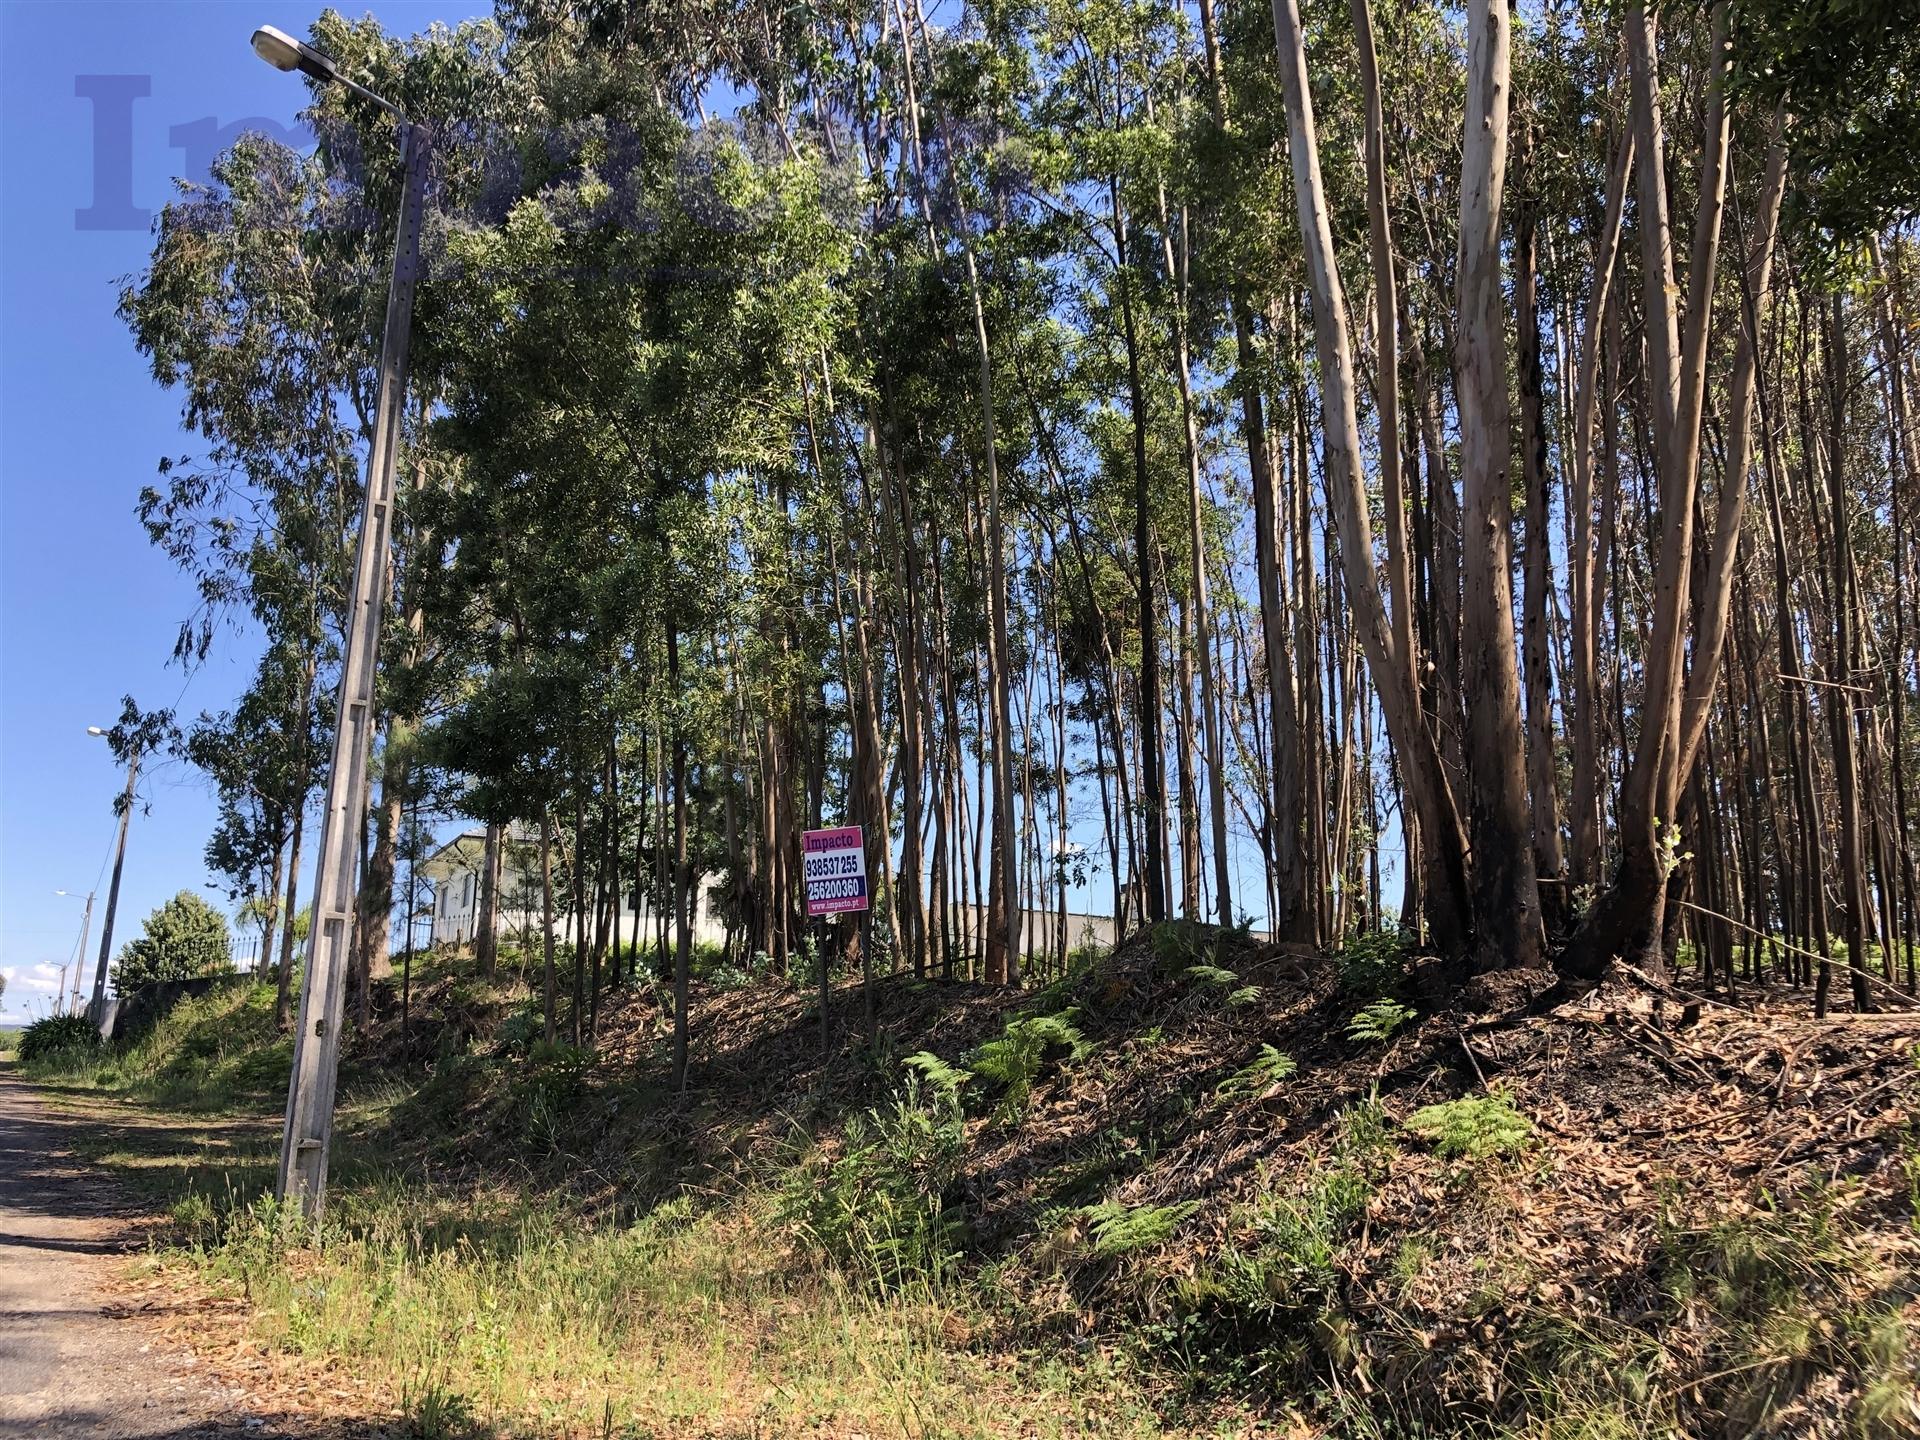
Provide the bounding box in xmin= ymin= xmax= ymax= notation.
xmin=86 ymin=726 xmax=106 ymax=736
xmin=251 ymin=25 xmax=340 ymax=86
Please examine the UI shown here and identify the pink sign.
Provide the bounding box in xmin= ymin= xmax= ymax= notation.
xmin=803 ymin=825 xmax=869 ymax=916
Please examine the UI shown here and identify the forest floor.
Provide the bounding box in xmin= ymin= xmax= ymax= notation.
xmin=18 ymin=929 xmax=1920 ymax=1438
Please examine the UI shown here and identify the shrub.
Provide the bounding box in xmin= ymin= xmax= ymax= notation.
xmin=515 ymin=1040 xmax=592 ymax=1144
xmin=967 ymin=1009 xmax=1089 ymax=1121
xmin=1215 ymin=1044 xmax=1298 ymax=1102
xmin=113 ymin=890 xmax=231 ymax=990
xmin=495 ymin=1004 xmax=542 ymax=1058
xmin=902 ymin=1051 xmax=971 ymax=1107
xmin=1334 ymin=926 xmax=1410 ymax=997
xmin=1193 ymin=1099 xmax=1392 ymax=1321
xmin=18 ymin=1013 xmax=99 ymax=1065
xmin=1405 ymin=1092 xmax=1535 ymax=1162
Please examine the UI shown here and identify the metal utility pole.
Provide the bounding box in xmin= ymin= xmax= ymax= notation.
xmin=253 ymin=22 xmax=430 ymax=1220
xmin=56 ymin=889 xmax=94 ymax=1016
xmin=88 ymin=744 xmax=140 ymax=1024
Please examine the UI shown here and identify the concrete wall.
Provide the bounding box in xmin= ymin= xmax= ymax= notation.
xmin=427 ymin=862 xmax=729 ymax=952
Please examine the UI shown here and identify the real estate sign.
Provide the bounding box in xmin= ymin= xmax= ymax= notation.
xmin=802 ymin=825 xmax=869 ymax=917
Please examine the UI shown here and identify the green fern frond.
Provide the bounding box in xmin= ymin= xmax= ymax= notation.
xmin=1346 ymin=999 xmax=1415 ymax=1044
xmin=902 ymin=1051 xmax=972 ymax=1105
xmin=1077 ymin=1199 xmax=1198 ymax=1258
xmin=1216 ymin=1043 xmax=1298 ymax=1101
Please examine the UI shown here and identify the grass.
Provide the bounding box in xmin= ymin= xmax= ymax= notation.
xmin=142 ymin=1154 xmax=1189 ymax=1439
xmin=23 ymin=979 xmax=290 ymax=1111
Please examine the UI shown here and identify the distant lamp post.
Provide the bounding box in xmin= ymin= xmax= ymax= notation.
xmin=54 ymin=889 xmax=96 ymax=1016
xmin=253 ymin=22 xmax=429 ymax=1222
xmin=85 ymin=726 xmax=140 ymax=1027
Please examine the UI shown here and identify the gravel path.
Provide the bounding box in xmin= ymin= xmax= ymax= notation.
xmin=0 ymin=1060 xmax=267 ymax=1439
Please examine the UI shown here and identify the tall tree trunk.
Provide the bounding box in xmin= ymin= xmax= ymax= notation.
xmin=475 ymin=821 xmax=503 ymax=980
xmin=1454 ymin=0 xmax=1543 ymax=970
xmin=540 ymin=810 xmax=557 ymax=1046
xmin=1269 ymin=0 xmax=1472 ymax=954
xmin=1514 ymin=114 xmax=1566 ymax=936
xmin=1564 ymin=2 xmax=1732 ymax=984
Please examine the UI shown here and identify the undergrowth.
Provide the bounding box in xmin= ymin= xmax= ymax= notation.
xmin=39 ymin=930 xmax=1920 ymax=1440
xmin=21 ymin=980 xmax=289 ymax=1110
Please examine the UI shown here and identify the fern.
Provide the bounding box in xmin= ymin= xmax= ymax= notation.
xmin=967 ymin=1009 xmax=1090 ymax=1121
xmin=1227 ymin=985 xmax=1263 ymax=1009
xmin=1182 ymin=963 xmax=1238 ymax=989
xmin=902 ymin=1051 xmax=972 ymax=1106
xmin=1405 ymin=1093 xmax=1534 ymax=1161
xmin=1346 ymin=999 xmax=1415 ymax=1044
xmin=1077 ymin=1199 xmax=1198 ymax=1258
xmin=1216 ymin=1043 xmax=1298 ymax=1101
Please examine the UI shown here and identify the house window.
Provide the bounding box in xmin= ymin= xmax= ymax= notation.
xmin=464 ymin=873 xmax=474 ymax=908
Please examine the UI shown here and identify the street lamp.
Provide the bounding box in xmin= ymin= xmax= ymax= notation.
xmin=55 ymin=889 xmax=95 ymax=1016
xmin=84 ymin=726 xmax=139 ymax=1027
xmin=251 ymin=26 xmax=406 ymax=118
xmin=254 ymin=23 xmax=429 ymax=1222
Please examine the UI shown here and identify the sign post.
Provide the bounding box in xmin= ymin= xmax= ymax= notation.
xmin=803 ymin=825 xmax=870 ymax=1053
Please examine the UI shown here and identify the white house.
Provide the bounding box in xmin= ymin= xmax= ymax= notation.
xmin=417 ymin=828 xmax=730 ymax=952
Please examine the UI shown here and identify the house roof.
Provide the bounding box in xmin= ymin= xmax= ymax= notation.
xmin=417 ymin=830 xmax=487 ymax=883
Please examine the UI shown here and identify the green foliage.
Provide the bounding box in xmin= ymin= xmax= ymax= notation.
xmin=1731 ymin=0 xmax=1920 ymax=254
xmin=1334 ymin=927 xmax=1409 ymax=997
xmin=966 ymin=1009 xmax=1090 ymax=1122
xmin=1149 ymin=920 xmax=1220 ymax=975
xmin=1181 ymin=963 xmax=1237 ymax=990
xmin=1214 ymin=1044 xmax=1298 ymax=1103
xmin=783 ymin=1076 xmax=967 ymax=1289
xmin=1405 ymin=1092 xmax=1535 ymax=1162
xmin=495 ymin=1003 xmax=542 ymax=1058
xmin=399 ymin=1367 xmax=479 ymax=1440
xmin=1076 ymin=1199 xmax=1197 ymax=1259
xmin=28 ymin=981 xmax=287 ymax=1110
xmin=113 ymin=889 xmax=231 ymax=990
xmin=18 ymin=1013 xmax=99 ymax=1066
xmin=1345 ymin=999 xmax=1416 ymax=1045
xmin=1189 ymin=1100 xmax=1393 ymax=1323
xmin=902 ymin=1050 xmax=972 ymax=1107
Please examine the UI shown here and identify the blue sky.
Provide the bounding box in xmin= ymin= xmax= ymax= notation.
xmin=0 ymin=1 xmax=478 ymax=1024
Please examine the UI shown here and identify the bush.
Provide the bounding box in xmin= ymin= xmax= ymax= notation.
xmin=1188 ymin=1099 xmax=1393 ymax=1324
xmin=18 ymin=1013 xmax=99 ymax=1065
xmin=1346 ymin=998 xmax=1415 ymax=1044
xmin=1077 ymin=1199 xmax=1198 ymax=1259
xmin=967 ymin=1009 xmax=1089 ymax=1121
xmin=1334 ymin=926 xmax=1409 ymax=996
xmin=1215 ymin=1044 xmax=1298 ymax=1103
xmin=113 ymin=890 xmax=231 ymax=990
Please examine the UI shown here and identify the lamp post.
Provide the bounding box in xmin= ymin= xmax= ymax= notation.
xmin=55 ymin=889 xmax=95 ymax=1016
xmin=84 ymin=726 xmax=140 ymax=1027
xmin=253 ymin=23 xmax=429 ymax=1220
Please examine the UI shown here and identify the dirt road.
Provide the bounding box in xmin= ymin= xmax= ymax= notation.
xmin=0 ymin=1060 xmax=269 ymax=1439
